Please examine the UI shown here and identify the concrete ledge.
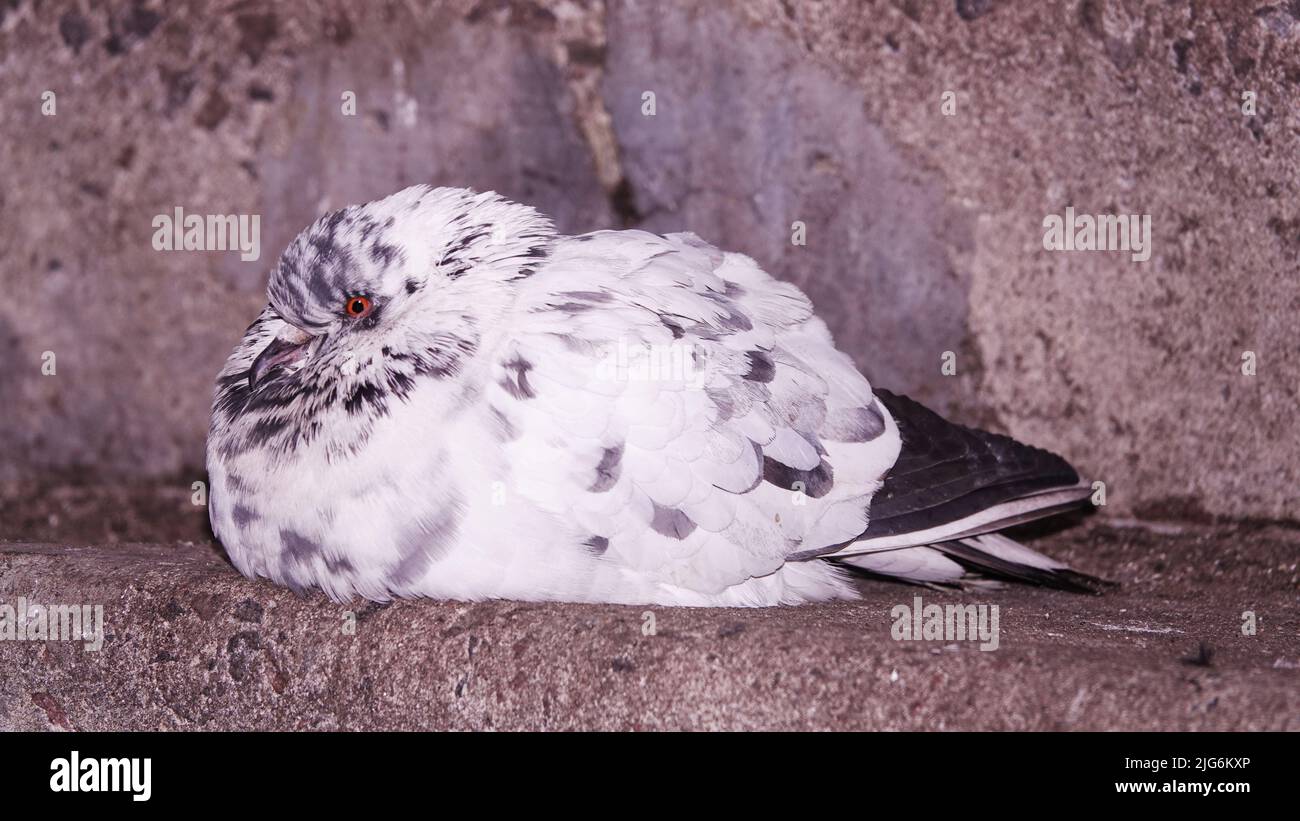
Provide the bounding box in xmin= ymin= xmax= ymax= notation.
xmin=1 ymin=523 xmax=1296 ymax=730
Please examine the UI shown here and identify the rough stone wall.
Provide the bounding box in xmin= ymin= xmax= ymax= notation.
xmin=1 ymin=0 xmax=1296 ymax=523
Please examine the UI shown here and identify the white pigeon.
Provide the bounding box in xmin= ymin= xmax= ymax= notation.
xmin=207 ymin=185 xmax=1103 ymax=607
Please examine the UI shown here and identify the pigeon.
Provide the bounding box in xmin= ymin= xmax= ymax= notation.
xmin=207 ymin=185 xmax=1104 ymax=607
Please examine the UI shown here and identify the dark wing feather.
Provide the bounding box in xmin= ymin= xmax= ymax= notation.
xmin=861 ymin=390 xmax=1081 ymax=540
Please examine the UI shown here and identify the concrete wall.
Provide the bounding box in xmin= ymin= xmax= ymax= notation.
xmin=1 ymin=0 xmax=1296 ymax=522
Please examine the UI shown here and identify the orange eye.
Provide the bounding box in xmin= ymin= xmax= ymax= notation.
xmin=344 ymin=296 xmax=373 ymax=318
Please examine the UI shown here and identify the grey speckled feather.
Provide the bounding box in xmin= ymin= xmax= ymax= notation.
xmin=206 ymin=185 xmax=1100 ymax=607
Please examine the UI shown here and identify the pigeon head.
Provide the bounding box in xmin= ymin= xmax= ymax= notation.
xmin=212 ymin=186 xmax=555 ymax=462
xmin=248 ymin=185 xmax=555 ymax=393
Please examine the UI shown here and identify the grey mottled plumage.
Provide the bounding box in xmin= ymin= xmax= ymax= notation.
xmin=207 ymin=185 xmax=1099 ymax=606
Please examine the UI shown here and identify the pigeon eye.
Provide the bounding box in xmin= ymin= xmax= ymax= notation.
xmin=344 ymin=296 xmax=373 ymax=319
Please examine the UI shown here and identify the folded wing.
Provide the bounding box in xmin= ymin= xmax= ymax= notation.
xmin=491 ymin=230 xmax=900 ymax=595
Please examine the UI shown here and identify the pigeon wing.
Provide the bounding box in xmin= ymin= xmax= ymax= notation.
xmin=489 ymin=230 xmax=900 ymax=596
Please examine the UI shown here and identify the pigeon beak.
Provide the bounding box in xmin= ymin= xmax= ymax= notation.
xmin=249 ymin=326 xmax=313 ymax=390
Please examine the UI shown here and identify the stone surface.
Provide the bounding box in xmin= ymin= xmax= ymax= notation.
xmin=1 ymin=521 xmax=1296 ymax=730
xmin=1 ymin=0 xmax=1297 ymax=520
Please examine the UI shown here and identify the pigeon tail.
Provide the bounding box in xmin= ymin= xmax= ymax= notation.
xmin=826 ymin=390 xmax=1110 ymax=592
